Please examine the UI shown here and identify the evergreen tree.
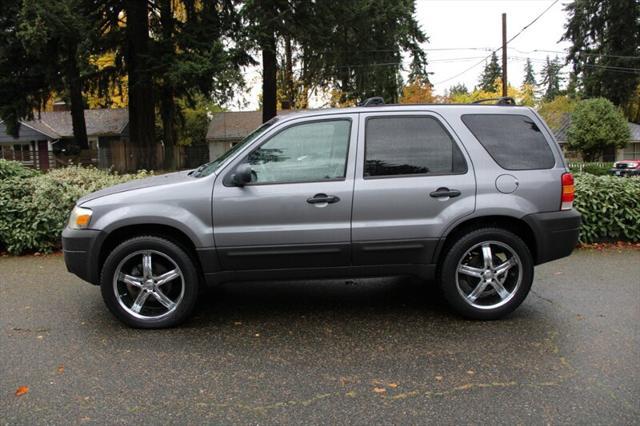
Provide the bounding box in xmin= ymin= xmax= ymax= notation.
xmin=448 ymin=83 xmax=469 ymax=96
xmin=296 ymin=0 xmax=428 ymax=106
xmin=478 ymin=52 xmax=502 ymax=92
xmin=562 ymin=0 xmax=640 ymax=113
xmin=540 ymin=56 xmax=564 ymax=101
xmin=522 ymin=58 xmax=536 ymax=87
xmin=0 ymin=0 xmax=93 ymax=146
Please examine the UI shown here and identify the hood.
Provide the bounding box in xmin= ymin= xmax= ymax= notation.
xmin=77 ymin=170 xmax=195 ymax=204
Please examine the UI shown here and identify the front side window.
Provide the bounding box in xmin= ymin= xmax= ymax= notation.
xmin=247 ymin=119 xmax=351 ymax=184
xmin=364 ymin=116 xmax=467 ymax=177
xmin=461 ymin=114 xmax=555 ymax=170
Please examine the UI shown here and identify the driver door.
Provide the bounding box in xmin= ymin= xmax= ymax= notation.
xmin=212 ymin=114 xmax=358 ymax=270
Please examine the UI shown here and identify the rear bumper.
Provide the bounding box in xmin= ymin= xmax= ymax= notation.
xmin=523 ymin=209 xmax=581 ymax=265
xmin=61 ymin=227 xmax=104 ymax=285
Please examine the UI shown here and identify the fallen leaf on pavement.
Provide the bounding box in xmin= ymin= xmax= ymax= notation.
xmin=57 ymin=365 xmax=64 ymax=374
xmin=373 ymin=387 xmax=386 ymax=393
xmin=435 ymin=375 xmax=443 ymax=381
xmin=388 ymin=383 xmax=398 ymax=388
xmin=15 ymin=386 xmax=29 ymax=397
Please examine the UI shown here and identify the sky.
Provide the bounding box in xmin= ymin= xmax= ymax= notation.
xmin=227 ymin=0 xmax=572 ymax=110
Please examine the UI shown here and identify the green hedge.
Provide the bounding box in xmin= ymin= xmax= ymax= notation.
xmin=573 ymin=173 xmax=640 ymax=243
xmin=568 ymin=162 xmax=613 ymax=176
xmin=0 ymin=161 xmax=150 ymax=254
xmin=1 ymin=161 xmax=638 ymax=255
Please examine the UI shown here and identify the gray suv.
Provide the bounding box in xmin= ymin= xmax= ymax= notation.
xmin=62 ymin=101 xmax=581 ymax=328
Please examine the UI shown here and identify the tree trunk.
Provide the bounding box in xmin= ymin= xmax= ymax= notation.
xmin=284 ymin=35 xmax=294 ymax=109
xmin=160 ymin=85 xmax=177 ymax=170
xmin=66 ymin=47 xmax=88 ymax=150
xmin=159 ymin=0 xmax=177 ymax=170
xmin=125 ymin=0 xmax=156 ymax=171
xmin=262 ymin=32 xmax=277 ymax=123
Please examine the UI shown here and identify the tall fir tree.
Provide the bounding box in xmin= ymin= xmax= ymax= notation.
xmin=540 ymin=56 xmax=564 ymax=101
xmin=522 ymin=58 xmax=536 ymax=87
xmin=562 ymin=0 xmax=640 ymax=114
xmin=478 ymin=52 xmax=502 ymax=92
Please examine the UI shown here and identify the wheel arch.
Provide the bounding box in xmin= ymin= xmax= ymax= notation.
xmin=95 ymin=224 xmax=203 ymax=285
xmin=433 ymin=215 xmax=537 ymax=266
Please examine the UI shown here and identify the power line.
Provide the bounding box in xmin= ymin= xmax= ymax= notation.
xmin=433 ymin=0 xmax=560 ymax=86
xmin=512 ymin=48 xmax=640 ymax=59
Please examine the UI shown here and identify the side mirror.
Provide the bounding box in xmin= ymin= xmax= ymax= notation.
xmin=231 ymin=163 xmax=253 ymax=187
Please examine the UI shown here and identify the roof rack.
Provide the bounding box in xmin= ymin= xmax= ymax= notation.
xmin=472 ymin=96 xmax=516 ymax=106
xmin=360 ymin=97 xmax=385 ymax=107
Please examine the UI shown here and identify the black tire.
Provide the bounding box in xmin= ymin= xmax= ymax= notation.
xmin=438 ymin=227 xmax=534 ymax=320
xmin=100 ymin=236 xmax=200 ymax=328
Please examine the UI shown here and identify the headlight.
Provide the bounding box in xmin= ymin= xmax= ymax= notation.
xmin=68 ymin=206 xmax=93 ymax=229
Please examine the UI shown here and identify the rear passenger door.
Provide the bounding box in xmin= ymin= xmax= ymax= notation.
xmin=351 ymin=112 xmax=476 ymax=265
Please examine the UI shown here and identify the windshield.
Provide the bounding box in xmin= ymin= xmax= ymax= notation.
xmin=192 ymin=117 xmax=278 ymax=177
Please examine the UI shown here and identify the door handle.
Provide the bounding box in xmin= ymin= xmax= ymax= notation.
xmin=429 ymin=187 xmax=461 ymax=198
xmin=307 ymin=193 xmax=341 ymax=204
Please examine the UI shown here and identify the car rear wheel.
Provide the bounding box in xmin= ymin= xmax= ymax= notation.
xmin=439 ymin=228 xmax=534 ymax=320
xmin=100 ymin=236 xmax=199 ymax=328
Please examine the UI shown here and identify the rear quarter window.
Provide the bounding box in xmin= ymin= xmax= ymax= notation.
xmin=461 ymin=114 xmax=555 ymax=170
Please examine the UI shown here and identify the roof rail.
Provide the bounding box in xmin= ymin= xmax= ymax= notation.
xmin=360 ymin=97 xmax=385 ymax=107
xmin=472 ymin=96 xmax=516 ymax=106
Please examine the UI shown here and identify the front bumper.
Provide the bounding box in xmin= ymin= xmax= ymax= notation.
xmin=61 ymin=227 xmax=104 ymax=285
xmin=523 ymin=209 xmax=582 ymax=265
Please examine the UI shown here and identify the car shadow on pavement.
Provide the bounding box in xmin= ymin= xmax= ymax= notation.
xmin=183 ymin=276 xmax=536 ymax=329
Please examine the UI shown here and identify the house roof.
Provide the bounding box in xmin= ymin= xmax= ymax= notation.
xmin=552 ymin=113 xmax=640 ymax=142
xmin=206 ymin=110 xmax=293 ymax=141
xmin=25 ymin=109 xmax=129 ymax=138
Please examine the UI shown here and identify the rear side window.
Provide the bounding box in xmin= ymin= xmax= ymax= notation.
xmin=365 ymin=116 xmax=467 ymax=177
xmin=461 ymin=114 xmax=555 ymax=170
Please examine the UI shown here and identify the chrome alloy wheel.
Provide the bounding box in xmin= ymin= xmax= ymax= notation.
xmin=455 ymin=241 xmax=522 ymax=310
xmin=113 ymin=250 xmax=185 ymax=320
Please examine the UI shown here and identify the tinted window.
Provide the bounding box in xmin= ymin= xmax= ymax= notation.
xmin=365 ymin=116 xmax=467 ymax=177
xmin=462 ymin=114 xmax=555 ymax=170
xmin=247 ymin=119 xmax=350 ymax=184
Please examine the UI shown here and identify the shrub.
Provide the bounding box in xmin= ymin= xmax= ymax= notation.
xmin=568 ymin=162 xmax=613 ymax=176
xmin=574 ymin=174 xmax=640 ymax=243
xmin=0 ymin=162 xmax=150 ymax=254
xmin=566 ymin=98 xmax=630 ymax=162
xmin=0 ymin=159 xmax=39 ymax=179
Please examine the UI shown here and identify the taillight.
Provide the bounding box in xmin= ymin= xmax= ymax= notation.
xmin=561 ymin=172 xmax=574 ymax=210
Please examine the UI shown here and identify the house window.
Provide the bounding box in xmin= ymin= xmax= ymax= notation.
xmin=13 ymin=144 xmax=30 ymax=162
xmin=622 ymin=142 xmax=640 ymax=160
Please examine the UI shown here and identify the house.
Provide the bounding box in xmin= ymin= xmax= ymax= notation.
xmin=0 ymin=109 xmax=129 ymax=170
xmin=552 ymin=113 xmax=640 ymax=161
xmin=205 ymin=110 xmax=292 ymax=161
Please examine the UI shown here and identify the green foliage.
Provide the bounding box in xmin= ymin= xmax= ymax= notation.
xmin=0 ymin=162 xmax=150 ymax=255
xmin=540 ymin=56 xmax=564 ymax=102
xmin=566 ymin=98 xmax=630 ymax=161
xmin=522 ymin=58 xmax=536 ymax=87
xmin=477 ymin=52 xmax=502 ymax=92
xmin=0 ymin=159 xmax=39 ymax=179
xmin=574 ymin=174 xmax=640 ymax=243
xmin=568 ymin=162 xmax=613 ymax=176
xmin=537 ymin=96 xmax=577 ymax=130
xmin=292 ymin=0 xmax=428 ymax=105
xmin=562 ymin=0 xmax=640 ymax=112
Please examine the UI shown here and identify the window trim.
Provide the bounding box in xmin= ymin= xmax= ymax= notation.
xmin=363 ymin=114 xmax=469 ymax=180
xmin=461 ymin=113 xmax=556 ymax=171
xmin=223 ymin=117 xmax=353 ymax=187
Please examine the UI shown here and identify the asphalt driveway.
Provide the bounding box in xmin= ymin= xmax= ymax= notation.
xmin=1 ymin=248 xmax=639 ymax=425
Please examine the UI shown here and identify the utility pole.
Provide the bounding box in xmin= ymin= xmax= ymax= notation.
xmin=501 ymin=13 xmax=508 ymax=97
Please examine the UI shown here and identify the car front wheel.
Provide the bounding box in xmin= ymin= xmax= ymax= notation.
xmin=100 ymin=236 xmax=200 ymax=328
xmin=439 ymin=228 xmax=534 ymax=320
